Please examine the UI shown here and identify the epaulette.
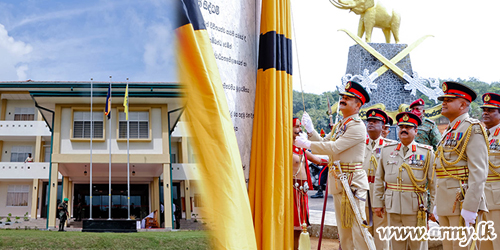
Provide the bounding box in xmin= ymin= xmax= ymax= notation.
xmin=353 ymin=117 xmax=362 ymax=122
xmin=424 ymin=118 xmax=435 ymax=125
xmin=383 ymin=138 xmax=397 ymax=144
xmin=464 ymin=117 xmax=481 ymax=125
xmin=417 ymin=143 xmax=433 ymax=151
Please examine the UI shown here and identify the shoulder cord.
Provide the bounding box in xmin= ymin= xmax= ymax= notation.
xmin=397 ymin=150 xmax=431 ymax=193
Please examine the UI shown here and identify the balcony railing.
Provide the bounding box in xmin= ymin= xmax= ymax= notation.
xmin=0 ymin=162 xmax=60 ymax=179
xmin=171 ymin=163 xmax=199 ymax=180
xmin=0 ymin=121 xmax=51 ymax=137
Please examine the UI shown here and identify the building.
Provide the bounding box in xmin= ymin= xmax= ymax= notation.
xmin=0 ymin=81 xmax=201 ymax=229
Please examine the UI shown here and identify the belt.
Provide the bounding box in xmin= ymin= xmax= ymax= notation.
xmin=386 ymin=183 xmax=425 ymax=192
xmin=487 ymin=174 xmax=500 ymax=183
xmin=337 ymin=163 xmax=363 ymax=173
xmin=436 ymin=166 xmax=469 ymax=179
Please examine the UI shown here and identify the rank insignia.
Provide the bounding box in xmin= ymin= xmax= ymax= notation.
xmin=442 ymin=82 xmax=448 ymax=92
xmin=485 ymin=94 xmax=491 ymax=102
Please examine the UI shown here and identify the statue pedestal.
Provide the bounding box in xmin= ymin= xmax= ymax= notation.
xmin=345 ymin=43 xmax=417 ymax=111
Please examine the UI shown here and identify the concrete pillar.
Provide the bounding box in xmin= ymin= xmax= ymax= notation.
xmin=1 ymin=99 xmax=7 ymax=120
xmin=0 ymin=140 xmax=3 ymax=161
xmin=153 ymin=177 xmax=160 ymax=214
xmin=162 ymin=163 xmax=172 ymax=229
xmin=35 ymin=136 xmax=42 ymax=162
xmin=68 ymin=181 xmax=73 ymax=219
xmin=184 ymin=180 xmax=192 ymax=220
xmin=150 ymin=181 xmax=155 ymax=213
xmin=31 ymin=178 xmax=39 ymax=219
xmin=62 ymin=176 xmax=69 ymax=226
xmin=48 ymin=163 xmax=59 ymax=228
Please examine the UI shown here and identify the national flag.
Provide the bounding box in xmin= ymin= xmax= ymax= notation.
xmin=176 ymin=0 xmax=257 ymax=249
xmin=104 ymin=83 xmax=111 ymax=119
xmin=123 ymin=83 xmax=129 ymax=120
xmin=248 ymin=0 xmax=294 ymax=249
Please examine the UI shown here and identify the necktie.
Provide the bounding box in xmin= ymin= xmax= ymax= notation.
xmin=371 ymin=141 xmax=376 ymax=148
xmin=487 ymin=129 xmax=491 ymax=137
xmin=403 ymin=146 xmax=409 ymax=156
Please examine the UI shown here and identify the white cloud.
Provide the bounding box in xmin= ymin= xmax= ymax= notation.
xmin=0 ymin=24 xmax=32 ymax=80
xmin=142 ymin=23 xmax=176 ymax=79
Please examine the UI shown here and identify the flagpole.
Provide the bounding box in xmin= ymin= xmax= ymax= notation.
xmin=89 ymin=78 xmax=93 ymax=220
xmin=126 ymin=78 xmax=130 ymax=220
xmin=108 ymin=76 xmax=112 ymax=220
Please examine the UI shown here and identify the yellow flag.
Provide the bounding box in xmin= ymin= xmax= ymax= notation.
xmin=123 ymin=83 xmax=129 ymax=120
xmin=248 ymin=0 xmax=294 ymax=249
xmin=176 ymin=0 xmax=257 ymax=249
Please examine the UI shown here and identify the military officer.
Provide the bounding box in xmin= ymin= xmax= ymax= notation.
xmin=382 ymin=116 xmax=393 ymax=139
xmin=410 ymin=98 xmax=442 ymax=151
xmin=480 ymin=92 xmax=500 ymax=249
xmin=364 ymin=108 xmax=395 ymax=250
xmin=296 ymin=81 xmax=373 ymax=250
xmin=432 ymin=81 xmax=489 ymax=250
xmin=373 ymin=112 xmax=435 ymax=250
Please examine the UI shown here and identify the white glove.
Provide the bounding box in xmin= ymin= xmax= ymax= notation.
xmin=294 ymin=132 xmax=311 ymax=149
xmin=301 ymin=111 xmax=314 ymax=133
xmin=461 ymin=208 xmax=477 ymax=227
xmin=433 ymin=206 xmax=438 ymax=222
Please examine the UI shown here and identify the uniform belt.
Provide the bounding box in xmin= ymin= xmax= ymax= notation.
xmin=338 ymin=163 xmax=363 ymax=173
xmin=436 ymin=166 xmax=469 ymax=179
xmin=386 ymin=183 xmax=425 ymax=192
xmin=487 ymin=174 xmax=500 ymax=183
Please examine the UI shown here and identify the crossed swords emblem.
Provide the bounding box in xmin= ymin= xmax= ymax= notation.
xmin=339 ymin=29 xmax=444 ymax=102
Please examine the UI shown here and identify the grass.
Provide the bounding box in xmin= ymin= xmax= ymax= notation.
xmin=0 ymin=230 xmax=210 ymax=249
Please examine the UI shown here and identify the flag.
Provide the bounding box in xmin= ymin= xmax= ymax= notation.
xmin=105 ymin=83 xmax=111 ymax=119
xmin=320 ymin=128 xmax=325 ymax=138
xmin=123 ymin=83 xmax=129 ymax=120
xmin=248 ymin=0 xmax=293 ymax=249
xmin=176 ymin=0 xmax=257 ymax=249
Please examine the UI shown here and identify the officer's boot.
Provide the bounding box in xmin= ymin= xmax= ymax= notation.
xmin=311 ymin=188 xmax=323 ymax=198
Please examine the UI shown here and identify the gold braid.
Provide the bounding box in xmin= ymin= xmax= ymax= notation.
xmin=398 ymin=150 xmax=431 ymax=193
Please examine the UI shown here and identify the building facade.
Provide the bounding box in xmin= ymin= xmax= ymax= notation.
xmin=0 ymin=81 xmax=200 ymax=229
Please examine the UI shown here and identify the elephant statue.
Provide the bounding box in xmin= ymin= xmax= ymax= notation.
xmin=330 ymin=0 xmax=401 ymax=43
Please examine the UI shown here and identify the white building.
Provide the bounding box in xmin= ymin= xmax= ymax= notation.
xmin=0 ymin=81 xmax=201 ymax=229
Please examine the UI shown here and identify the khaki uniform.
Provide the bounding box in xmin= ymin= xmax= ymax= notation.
xmin=480 ymin=123 xmax=500 ymax=250
xmin=309 ymin=114 xmax=371 ymax=250
xmin=434 ymin=113 xmax=489 ymax=250
xmin=364 ymin=136 xmax=395 ymax=250
xmin=373 ymin=140 xmax=435 ymax=250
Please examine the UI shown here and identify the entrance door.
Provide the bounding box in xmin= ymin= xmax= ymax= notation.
xmin=40 ymin=182 xmax=62 ymax=218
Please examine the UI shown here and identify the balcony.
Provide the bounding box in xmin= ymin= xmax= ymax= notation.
xmin=0 ymin=121 xmax=51 ymax=140
xmin=171 ymin=163 xmax=200 ymax=180
xmin=0 ymin=162 xmax=61 ymax=179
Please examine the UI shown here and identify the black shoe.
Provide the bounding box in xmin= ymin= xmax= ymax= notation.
xmin=311 ymin=191 xmax=324 ymax=198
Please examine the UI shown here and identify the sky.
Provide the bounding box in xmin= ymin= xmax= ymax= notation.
xmin=291 ymin=0 xmax=500 ymax=94
xmin=0 ymin=0 xmax=178 ymax=83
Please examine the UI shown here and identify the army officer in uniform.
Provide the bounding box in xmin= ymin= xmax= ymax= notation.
xmin=373 ymin=112 xmax=435 ymax=250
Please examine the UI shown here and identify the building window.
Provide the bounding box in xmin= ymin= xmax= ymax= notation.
xmin=14 ymin=107 xmax=35 ymax=121
xmin=118 ymin=112 xmax=149 ymax=139
xmin=171 ymin=154 xmax=177 ymax=163
xmin=73 ymin=111 xmax=104 ymax=138
xmin=7 ymin=185 xmax=29 ymax=206
xmin=10 ymin=146 xmax=32 ymax=162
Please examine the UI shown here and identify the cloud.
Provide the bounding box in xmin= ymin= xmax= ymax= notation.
xmin=142 ymin=23 xmax=177 ymax=80
xmin=0 ymin=24 xmax=32 ymax=80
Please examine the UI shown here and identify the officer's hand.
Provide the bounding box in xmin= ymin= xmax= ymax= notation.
xmin=432 ymin=206 xmax=439 ymax=222
xmin=373 ymin=207 xmax=384 ymax=218
xmin=294 ymin=132 xmax=311 ymax=149
xmin=301 ymin=112 xmax=314 ymax=133
xmin=461 ymin=208 xmax=477 ymax=227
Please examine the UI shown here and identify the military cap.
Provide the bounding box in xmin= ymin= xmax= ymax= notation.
xmin=293 ymin=117 xmax=301 ymax=126
xmin=366 ymin=108 xmax=388 ymax=124
xmin=385 ymin=116 xmax=394 ymax=127
xmin=481 ymin=93 xmax=500 ymax=109
xmin=396 ymin=112 xmax=422 ymax=127
xmin=340 ymin=81 xmax=370 ymax=105
xmin=438 ymin=81 xmax=477 ymax=102
xmin=410 ymin=98 xmax=425 ymax=108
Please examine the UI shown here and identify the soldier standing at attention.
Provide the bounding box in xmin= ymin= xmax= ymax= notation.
xmin=432 ymin=81 xmax=488 ymax=250
xmin=58 ymin=198 xmax=69 ymax=231
xmin=364 ymin=108 xmax=395 ymax=250
xmin=373 ymin=112 xmax=435 ymax=250
xmin=480 ymin=92 xmax=500 ymax=249
xmin=410 ymin=98 xmax=442 ymax=151
xmin=296 ymin=81 xmax=373 ymax=250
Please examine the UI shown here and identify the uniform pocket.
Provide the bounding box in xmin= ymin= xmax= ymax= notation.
xmin=385 ymin=190 xmax=393 ymax=209
xmin=492 ymin=189 xmax=500 ymax=205
xmin=412 ymin=192 xmax=419 ymax=212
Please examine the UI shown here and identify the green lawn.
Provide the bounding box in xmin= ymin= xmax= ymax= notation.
xmin=0 ymin=230 xmax=210 ymax=249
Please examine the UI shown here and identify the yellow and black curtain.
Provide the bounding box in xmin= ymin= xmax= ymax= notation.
xmin=176 ymin=0 xmax=257 ymax=249
xmin=248 ymin=0 xmax=294 ymax=249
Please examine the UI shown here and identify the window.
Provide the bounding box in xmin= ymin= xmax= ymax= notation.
xmin=7 ymin=185 xmax=29 ymax=206
xmin=119 ymin=112 xmax=149 ymax=139
xmin=73 ymin=111 xmax=104 ymax=138
xmin=171 ymin=154 xmax=177 ymax=163
xmin=10 ymin=146 xmax=32 ymax=162
xmin=14 ymin=107 xmax=35 ymax=121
